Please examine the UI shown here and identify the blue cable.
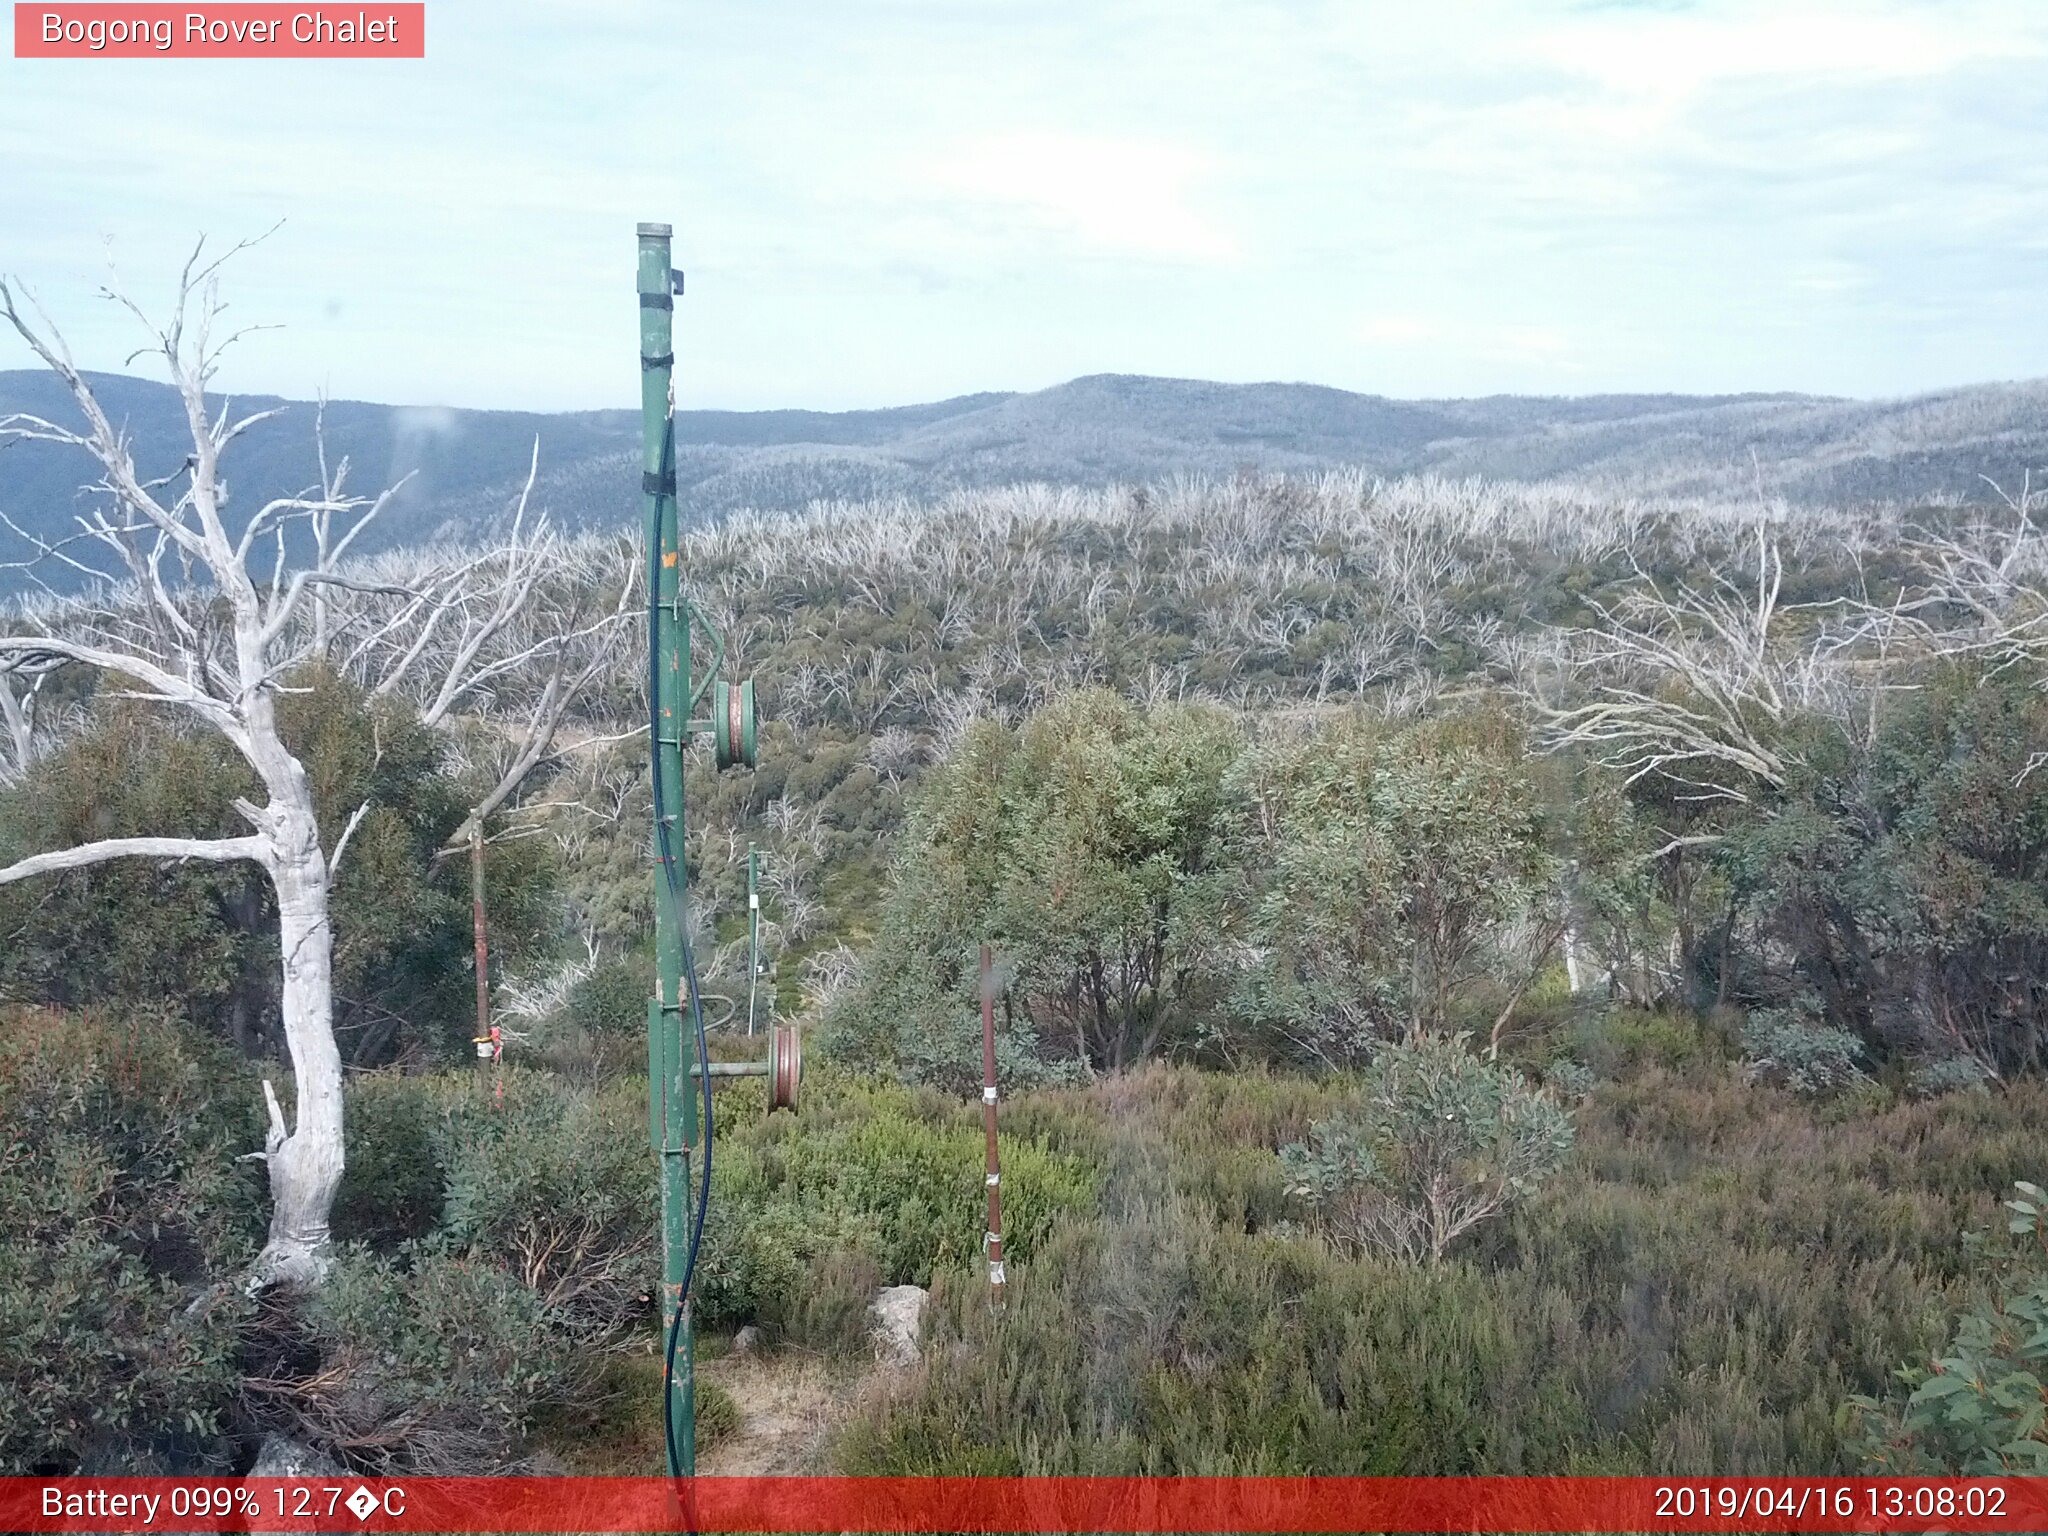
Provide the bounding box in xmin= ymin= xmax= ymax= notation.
xmin=648 ymin=458 xmax=713 ymax=1487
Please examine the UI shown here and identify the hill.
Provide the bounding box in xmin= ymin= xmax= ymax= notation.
xmin=4 ymin=368 xmax=2047 ymax=593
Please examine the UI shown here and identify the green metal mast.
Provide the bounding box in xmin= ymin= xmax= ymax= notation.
xmin=637 ymin=219 xmax=775 ymax=1484
xmin=638 ymin=221 xmax=698 ymax=1478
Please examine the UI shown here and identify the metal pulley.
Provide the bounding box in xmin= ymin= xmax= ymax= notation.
xmin=714 ymin=678 xmax=757 ymax=770
xmin=685 ymin=1021 xmax=801 ymax=1113
xmin=767 ymin=1021 xmax=801 ymax=1113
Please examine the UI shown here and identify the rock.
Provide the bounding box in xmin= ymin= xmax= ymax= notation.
xmin=249 ymin=1433 xmax=342 ymax=1478
xmin=731 ymin=1324 xmax=764 ymax=1356
xmin=869 ymin=1283 xmax=928 ymax=1367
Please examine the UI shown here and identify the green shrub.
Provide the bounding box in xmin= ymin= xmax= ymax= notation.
xmin=258 ymin=1247 xmax=586 ymax=1474
xmin=1280 ymin=1035 xmax=1574 ymax=1263
xmin=0 ymin=1008 xmax=263 ymax=1473
xmin=331 ymin=1073 xmax=449 ymax=1247
xmin=1543 ymin=1059 xmax=1596 ymax=1102
xmin=832 ymin=691 xmax=1241 ymax=1082
xmin=1911 ymin=1056 xmax=1995 ymax=1099
xmin=1847 ymin=1181 xmax=2048 ymax=1473
xmin=1574 ymin=1007 xmax=1730 ymax=1078
xmin=0 ymin=677 xmax=560 ymax=1066
xmin=789 ymin=1247 xmax=886 ymax=1355
xmin=693 ymin=1074 xmax=1096 ymax=1348
xmin=1232 ymin=709 xmax=1558 ymax=1056
xmin=265 ymin=1069 xmax=659 ymax=1471
xmin=432 ymin=1073 xmax=655 ymax=1338
xmin=1743 ymin=1002 xmax=1866 ymax=1097
xmin=570 ymin=952 xmax=654 ymax=1040
xmin=1721 ymin=666 xmax=2048 ymax=1077
xmin=836 ymin=1063 xmax=2048 ymax=1476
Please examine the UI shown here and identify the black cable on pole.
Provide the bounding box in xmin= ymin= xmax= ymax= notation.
xmin=648 ymin=433 xmax=713 ymax=1490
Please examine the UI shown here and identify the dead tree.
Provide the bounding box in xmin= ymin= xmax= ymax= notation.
xmin=1532 ymin=523 xmax=1816 ymax=812
xmin=0 ymin=245 xmax=620 ymax=1289
xmin=0 ymin=248 xmax=380 ymax=1289
xmin=0 ymin=665 xmax=43 ymax=782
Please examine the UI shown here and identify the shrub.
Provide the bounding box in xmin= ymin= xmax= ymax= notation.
xmin=1721 ymin=666 xmax=2048 ymax=1078
xmin=790 ymin=1247 xmax=886 ymax=1355
xmin=1280 ymin=1035 xmax=1574 ymax=1263
xmin=693 ymin=1074 xmax=1096 ymax=1348
xmin=0 ymin=676 xmax=560 ymax=1066
xmin=695 ymin=1380 xmax=741 ymax=1449
xmin=1232 ymin=709 xmax=1558 ymax=1058
xmin=838 ymin=1064 xmax=2048 ymax=1477
xmin=432 ymin=1073 xmax=655 ymax=1339
xmin=1846 ymin=1182 xmax=2048 ymax=1473
xmin=0 ymin=1008 xmax=263 ymax=1473
xmin=1742 ymin=1002 xmax=1866 ymax=1098
xmin=1911 ymin=1056 xmax=1995 ymax=1100
xmin=834 ymin=691 xmax=1241 ymax=1082
xmin=1543 ymin=1059 xmax=1596 ymax=1102
xmin=1573 ymin=1007 xmax=1730 ymax=1079
xmin=253 ymin=1248 xmax=586 ymax=1475
xmin=257 ymin=1069 xmax=659 ymax=1472
xmin=570 ymin=952 xmax=655 ymax=1041
xmin=331 ymin=1073 xmax=449 ymax=1247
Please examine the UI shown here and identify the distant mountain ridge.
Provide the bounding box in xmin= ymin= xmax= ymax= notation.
xmin=3 ymin=369 xmax=2045 ymax=594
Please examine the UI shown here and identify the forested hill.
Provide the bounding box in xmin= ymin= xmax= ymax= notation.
xmin=5 ymin=368 xmax=2048 ymax=593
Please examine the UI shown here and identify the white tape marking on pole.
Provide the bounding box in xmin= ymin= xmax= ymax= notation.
xmin=982 ymin=1086 xmax=997 ymax=1104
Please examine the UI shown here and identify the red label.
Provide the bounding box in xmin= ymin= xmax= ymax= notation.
xmin=13 ymin=4 xmax=424 ymax=56
xmin=0 ymin=1477 xmax=2042 ymax=1533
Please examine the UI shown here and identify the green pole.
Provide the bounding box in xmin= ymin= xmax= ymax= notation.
xmin=638 ymin=221 xmax=697 ymax=1478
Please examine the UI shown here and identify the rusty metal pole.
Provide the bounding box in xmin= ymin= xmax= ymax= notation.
xmin=980 ymin=943 xmax=1005 ymax=1312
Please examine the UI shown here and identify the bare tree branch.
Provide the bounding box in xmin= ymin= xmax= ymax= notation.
xmin=0 ymin=833 xmax=267 ymax=885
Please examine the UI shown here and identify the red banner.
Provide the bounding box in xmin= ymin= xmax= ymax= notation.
xmin=13 ymin=4 xmax=424 ymax=57
xmin=3 ymin=1476 xmax=2044 ymax=1533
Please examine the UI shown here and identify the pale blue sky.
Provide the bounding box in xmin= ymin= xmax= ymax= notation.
xmin=3 ymin=0 xmax=2046 ymax=411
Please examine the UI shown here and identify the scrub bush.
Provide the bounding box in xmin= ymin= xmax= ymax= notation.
xmin=1742 ymin=1002 xmax=1867 ymax=1098
xmin=1280 ymin=1035 xmax=1574 ymax=1263
xmin=0 ymin=1007 xmax=263 ymax=1473
xmin=1847 ymin=1182 xmax=2048 ymax=1473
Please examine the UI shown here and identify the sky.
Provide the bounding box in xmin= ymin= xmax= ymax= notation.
xmin=3 ymin=0 xmax=2047 ymax=412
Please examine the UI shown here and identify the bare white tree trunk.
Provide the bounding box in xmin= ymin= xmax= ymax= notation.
xmin=236 ymin=708 xmax=347 ymax=1288
xmin=0 ymin=669 xmax=36 ymax=781
xmin=252 ymin=847 xmax=345 ymax=1287
xmin=2 ymin=244 xmax=630 ymax=1291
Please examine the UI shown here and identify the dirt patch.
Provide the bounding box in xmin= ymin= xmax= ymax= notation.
xmin=696 ymin=1351 xmax=859 ymax=1475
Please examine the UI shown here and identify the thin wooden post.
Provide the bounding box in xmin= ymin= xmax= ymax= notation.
xmin=746 ymin=841 xmax=760 ymax=1036
xmin=469 ymin=819 xmax=489 ymax=1043
xmin=981 ymin=943 xmax=1005 ymax=1312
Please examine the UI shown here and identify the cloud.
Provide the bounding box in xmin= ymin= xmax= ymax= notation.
xmin=1358 ymin=312 xmax=1578 ymax=372
xmin=9 ymin=1 xmax=2048 ymax=406
xmin=1534 ymin=1 xmax=2042 ymax=98
xmin=1357 ymin=315 xmax=1440 ymax=345
xmin=920 ymin=132 xmax=1239 ymax=264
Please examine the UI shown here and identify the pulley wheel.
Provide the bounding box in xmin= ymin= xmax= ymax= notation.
xmin=714 ymin=678 xmax=758 ymax=770
xmin=767 ymin=1022 xmax=801 ymax=1113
